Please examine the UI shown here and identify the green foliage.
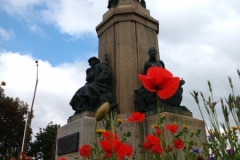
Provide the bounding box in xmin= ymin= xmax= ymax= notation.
xmin=191 ymin=69 xmax=240 ymax=160
xmin=0 ymin=87 xmax=32 ymax=159
xmin=28 ymin=122 xmax=60 ymax=160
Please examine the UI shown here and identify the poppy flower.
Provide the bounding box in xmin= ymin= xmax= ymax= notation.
xmin=174 ymin=138 xmax=184 ymax=149
xmin=138 ymin=67 xmax=180 ymax=99
xmin=146 ymin=135 xmax=160 ymax=145
xmin=165 ymin=124 xmax=178 ymax=134
xmin=128 ymin=112 xmax=145 ymax=122
xmin=116 ymin=143 xmax=133 ymax=160
xmin=151 ymin=143 xmax=162 ymax=155
xmin=79 ymin=144 xmax=91 ymax=158
xmin=100 ymin=139 xmax=122 ymax=157
xmin=142 ymin=141 xmax=152 ymax=150
xmin=102 ymin=131 xmax=118 ymax=140
xmin=142 ymin=135 xmax=162 ymax=154
xmin=58 ymin=158 xmax=67 ymax=160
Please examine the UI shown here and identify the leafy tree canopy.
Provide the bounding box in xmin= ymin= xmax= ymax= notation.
xmin=0 ymin=87 xmax=32 ymax=159
xmin=28 ymin=122 xmax=60 ymax=160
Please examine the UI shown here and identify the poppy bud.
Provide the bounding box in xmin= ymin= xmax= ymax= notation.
xmin=95 ymin=102 xmax=109 ymax=121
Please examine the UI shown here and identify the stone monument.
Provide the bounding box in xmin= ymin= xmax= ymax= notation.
xmin=55 ymin=0 xmax=206 ymax=159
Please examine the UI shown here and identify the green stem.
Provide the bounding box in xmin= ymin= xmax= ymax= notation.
xmin=157 ymin=94 xmax=161 ymax=126
xmin=95 ymin=121 xmax=100 ymax=159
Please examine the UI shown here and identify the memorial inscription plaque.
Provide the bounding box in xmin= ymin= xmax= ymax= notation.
xmin=57 ymin=132 xmax=79 ymax=156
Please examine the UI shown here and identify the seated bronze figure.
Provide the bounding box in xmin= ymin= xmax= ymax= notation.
xmin=70 ymin=57 xmax=117 ymax=114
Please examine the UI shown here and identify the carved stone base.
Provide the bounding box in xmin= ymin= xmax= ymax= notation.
xmin=143 ymin=112 xmax=207 ymax=160
xmin=56 ymin=116 xmax=103 ymax=160
xmin=56 ymin=113 xmax=144 ymax=160
xmin=56 ymin=112 xmax=205 ymax=160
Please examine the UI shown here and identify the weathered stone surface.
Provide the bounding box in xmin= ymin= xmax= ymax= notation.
xmin=143 ymin=112 xmax=207 ymax=160
xmin=57 ymin=112 xmax=205 ymax=159
xmin=56 ymin=117 xmax=104 ymax=160
xmin=67 ymin=111 xmax=95 ymax=123
xmin=56 ymin=113 xmax=145 ymax=160
xmin=117 ymin=113 xmax=145 ymax=159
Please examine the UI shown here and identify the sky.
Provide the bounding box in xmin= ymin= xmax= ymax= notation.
xmin=0 ymin=0 xmax=240 ymax=141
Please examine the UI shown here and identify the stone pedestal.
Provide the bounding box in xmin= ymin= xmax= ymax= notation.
xmin=56 ymin=116 xmax=100 ymax=160
xmin=144 ymin=112 xmax=206 ymax=137
xmin=96 ymin=0 xmax=159 ymax=114
xmin=56 ymin=112 xmax=206 ymax=160
xmin=56 ymin=113 xmax=145 ymax=160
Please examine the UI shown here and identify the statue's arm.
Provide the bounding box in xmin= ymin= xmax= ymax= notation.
xmin=95 ymin=63 xmax=111 ymax=82
xmin=144 ymin=62 xmax=151 ymax=74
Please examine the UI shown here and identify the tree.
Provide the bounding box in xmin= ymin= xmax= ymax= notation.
xmin=0 ymin=87 xmax=32 ymax=159
xmin=28 ymin=122 xmax=60 ymax=160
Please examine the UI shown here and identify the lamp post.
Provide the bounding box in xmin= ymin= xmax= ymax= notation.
xmin=20 ymin=61 xmax=39 ymax=158
xmin=21 ymin=112 xmax=28 ymax=160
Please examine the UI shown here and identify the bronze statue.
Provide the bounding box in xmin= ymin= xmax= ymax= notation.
xmin=144 ymin=47 xmax=165 ymax=74
xmin=134 ymin=47 xmax=188 ymax=113
xmin=70 ymin=57 xmax=117 ymax=114
xmin=140 ymin=0 xmax=146 ymax=8
xmin=108 ymin=0 xmax=146 ymax=9
xmin=108 ymin=0 xmax=118 ymax=9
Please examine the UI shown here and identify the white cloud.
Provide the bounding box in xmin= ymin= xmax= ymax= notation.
xmin=0 ymin=27 xmax=14 ymax=41
xmin=41 ymin=0 xmax=107 ymax=37
xmin=0 ymin=52 xmax=89 ymax=136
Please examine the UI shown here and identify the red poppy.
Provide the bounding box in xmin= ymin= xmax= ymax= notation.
xmin=142 ymin=135 xmax=162 ymax=155
xmin=165 ymin=124 xmax=178 ymax=134
xmin=142 ymin=142 xmax=152 ymax=150
xmin=146 ymin=135 xmax=160 ymax=145
xmin=151 ymin=143 xmax=162 ymax=155
xmin=58 ymin=158 xmax=66 ymax=160
xmin=79 ymin=144 xmax=91 ymax=158
xmin=100 ymin=139 xmax=122 ymax=157
xmin=174 ymin=138 xmax=184 ymax=149
xmin=138 ymin=67 xmax=180 ymax=99
xmin=102 ymin=131 xmax=118 ymax=140
xmin=116 ymin=143 xmax=133 ymax=160
xmin=128 ymin=112 xmax=145 ymax=122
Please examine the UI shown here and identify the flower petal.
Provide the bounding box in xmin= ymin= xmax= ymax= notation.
xmin=147 ymin=67 xmax=172 ymax=78
xmin=138 ymin=75 xmax=156 ymax=92
xmin=157 ymin=77 xmax=180 ymax=99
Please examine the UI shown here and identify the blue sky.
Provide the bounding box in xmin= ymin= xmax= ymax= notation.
xmin=0 ymin=6 xmax=98 ymax=66
xmin=0 ymin=0 xmax=240 ymax=142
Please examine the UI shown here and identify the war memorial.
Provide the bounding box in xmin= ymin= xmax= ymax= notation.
xmin=55 ymin=0 xmax=206 ymax=159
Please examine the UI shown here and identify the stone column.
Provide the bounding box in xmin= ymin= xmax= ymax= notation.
xmin=96 ymin=0 xmax=159 ymax=114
